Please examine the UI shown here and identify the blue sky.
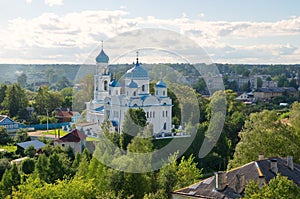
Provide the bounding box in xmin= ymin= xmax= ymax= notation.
xmin=0 ymin=0 xmax=300 ymax=64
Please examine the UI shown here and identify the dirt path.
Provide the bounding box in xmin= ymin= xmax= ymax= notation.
xmin=28 ymin=130 xmax=56 ymax=139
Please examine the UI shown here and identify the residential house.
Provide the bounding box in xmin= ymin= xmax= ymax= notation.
xmin=55 ymin=109 xmax=82 ymax=123
xmin=54 ymin=129 xmax=87 ymax=154
xmin=0 ymin=115 xmax=22 ymax=133
xmin=172 ymin=156 xmax=300 ymax=199
xmin=17 ymin=140 xmax=46 ymax=153
xmin=236 ymin=92 xmax=255 ymax=102
xmin=254 ymin=87 xmax=297 ymax=100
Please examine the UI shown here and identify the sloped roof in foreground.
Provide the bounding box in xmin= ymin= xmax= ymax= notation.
xmin=17 ymin=140 xmax=46 ymax=150
xmin=172 ymin=157 xmax=300 ymax=199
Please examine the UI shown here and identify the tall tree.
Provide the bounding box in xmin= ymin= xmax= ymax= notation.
xmin=0 ymin=84 xmax=7 ymax=106
xmin=34 ymin=86 xmax=63 ymax=115
xmin=228 ymin=110 xmax=300 ymax=169
xmin=2 ymin=83 xmax=28 ymax=117
xmin=120 ymin=108 xmax=147 ymax=150
xmin=17 ymin=73 xmax=27 ymax=88
xmin=0 ymin=163 xmax=20 ymax=197
xmin=34 ymin=154 xmax=48 ymax=182
xmin=47 ymin=152 xmax=66 ymax=183
xmin=244 ymin=174 xmax=300 ymax=198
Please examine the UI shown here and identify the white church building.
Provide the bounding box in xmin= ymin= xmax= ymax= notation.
xmin=85 ymin=47 xmax=172 ymax=136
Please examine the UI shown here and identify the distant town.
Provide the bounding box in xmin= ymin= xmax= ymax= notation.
xmin=1 ymin=58 xmax=300 ymax=198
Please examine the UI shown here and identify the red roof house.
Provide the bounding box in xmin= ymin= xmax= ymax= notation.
xmin=54 ymin=129 xmax=86 ymax=154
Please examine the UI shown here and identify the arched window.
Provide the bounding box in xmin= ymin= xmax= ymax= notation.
xmin=142 ymin=85 xmax=145 ymax=92
xmin=133 ymin=91 xmax=136 ymax=96
xmin=163 ymin=90 xmax=166 ymax=95
xmin=104 ymin=80 xmax=108 ymax=91
xmin=163 ymin=122 xmax=167 ymax=130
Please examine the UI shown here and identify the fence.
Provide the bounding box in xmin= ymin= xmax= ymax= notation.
xmin=25 ymin=122 xmax=71 ymax=130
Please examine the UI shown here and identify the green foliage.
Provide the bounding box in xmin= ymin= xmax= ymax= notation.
xmin=24 ymin=145 xmax=36 ymax=158
xmin=0 ymin=158 xmax=11 ymax=179
xmin=0 ymin=84 xmax=7 ymax=106
xmin=73 ymin=74 xmax=94 ymax=112
xmin=17 ymin=73 xmax=27 ymax=88
xmin=244 ymin=174 xmax=300 ymax=199
xmin=157 ymin=153 xmax=202 ymax=197
xmin=14 ymin=129 xmax=30 ymax=143
xmin=0 ymin=127 xmax=11 ymax=145
xmin=21 ymin=158 xmax=35 ymax=175
xmin=175 ymin=155 xmax=202 ymax=189
xmin=47 ymin=152 xmax=67 ymax=183
xmin=34 ymin=154 xmax=48 ymax=181
xmin=229 ymin=110 xmax=300 ymax=169
xmin=0 ymin=163 xmax=20 ymax=197
xmin=34 ymin=86 xmax=63 ymax=115
xmin=1 ymin=83 xmax=28 ymax=117
xmin=121 ymin=108 xmax=147 ymax=150
xmin=11 ymin=177 xmax=98 ymax=199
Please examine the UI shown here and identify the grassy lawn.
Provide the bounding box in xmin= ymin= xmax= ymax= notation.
xmin=42 ymin=130 xmax=68 ymax=137
xmin=86 ymin=137 xmax=100 ymax=141
xmin=0 ymin=145 xmax=17 ymax=153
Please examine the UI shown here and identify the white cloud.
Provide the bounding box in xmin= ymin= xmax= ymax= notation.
xmin=44 ymin=0 xmax=63 ymax=7
xmin=25 ymin=0 xmax=33 ymax=4
xmin=0 ymin=10 xmax=299 ymax=64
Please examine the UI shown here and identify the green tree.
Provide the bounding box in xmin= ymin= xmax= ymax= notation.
xmin=34 ymin=154 xmax=48 ymax=181
xmin=21 ymin=158 xmax=35 ymax=174
xmin=0 ymin=84 xmax=7 ymax=106
xmin=157 ymin=153 xmax=177 ymax=197
xmin=289 ymin=79 xmax=298 ymax=89
xmin=11 ymin=176 xmax=98 ymax=199
xmin=17 ymin=73 xmax=27 ymax=88
xmin=0 ymin=158 xmax=11 ymax=179
xmin=2 ymin=83 xmax=28 ymax=117
xmin=175 ymin=155 xmax=202 ymax=190
xmin=120 ymin=108 xmax=147 ymax=150
xmin=73 ymin=74 xmax=94 ymax=112
xmin=257 ymin=77 xmax=263 ymax=88
xmin=0 ymin=163 xmax=20 ymax=197
xmin=34 ymin=86 xmax=63 ymax=115
xmin=47 ymin=152 xmax=66 ymax=183
xmin=25 ymin=145 xmax=36 ymax=158
xmin=56 ymin=76 xmax=72 ymax=90
xmin=14 ymin=129 xmax=30 ymax=143
xmin=228 ymin=110 xmax=300 ymax=169
xmin=244 ymin=174 xmax=300 ymax=198
xmin=0 ymin=127 xmax=11 ymax=145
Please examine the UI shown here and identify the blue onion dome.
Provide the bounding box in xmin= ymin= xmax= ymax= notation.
xmin=156 ymin=80 xmax=167 ymax=88
xmin=96 ymin=49 xmax=109 ymax=63
xmin=125 ymin=58 xmax=148 ymax=79
xmin=109 ymin=80 xmax=120 ymax=87
xmin=126 ymin=80 xmax=138 ymax=88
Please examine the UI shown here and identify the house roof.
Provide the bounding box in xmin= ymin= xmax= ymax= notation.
xmin=0 ymin=115 xmax=15 ymax=124
xmin=172 ymin=157 xmax=300 ymax=199
xmin=55 ymin=129 xmax=87 ymax=143
xmin=55 ymin=110 xmax=78 ymax=118
xmin=17 ymin=140 xmax=46 ymax=150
